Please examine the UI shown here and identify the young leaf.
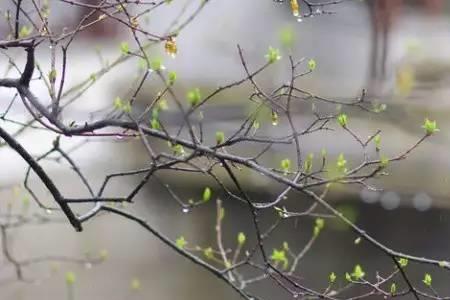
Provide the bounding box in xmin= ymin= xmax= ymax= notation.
xmin=265 ymin=47 xmax=281 ymax=64
xmin=202 ymin=187 xmax=212 ymax=202
xmin=187 ymin=88 xmax=202 ymax=106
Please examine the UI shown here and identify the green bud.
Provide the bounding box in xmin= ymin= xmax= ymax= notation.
xmin=280 ymin=159 xmax=291 ymax=175
xmin=237 ymin=232 xmax=246 ymax=245
xmin=422 ymin=118 xmax=439 ymax=135
xmin=351 ymin=264 xmax=365 ymax=280
xmin=308 ymin=59 xmax=316 ymax=70
xmin=390 ymin=283 xmax=397 ymax=295
xmin=203 ymin=247 xmax=214 ymax=259
xmin=187 ymin=88 xmax=201 ymax=106
xmin=120 ymin=41 xmax=129 ymax=55
xmin=337 ymin=113 xmax=348 ymax=127
xmin=374 ymin=134 xmax=381 ymax=151
xmin=329 ymin=272 xmax=337 ymax=284
xmin=215 ymin=131 xmax=225 ymax=145
xmin=65 ymin=271 xmax=76 ymax=285
xmin=202 ymin=187 xmax=212 ymax=202
xmin=398 ymin=257 xmax=408 ymax=268
xmin=168 ymin=71 xmax=177 ymax=85
xmin=423 ymin=273 xmax=432 ymax=287
xmin=265 ymin=47 xmax=281 ymax=64
xmin=176 ymin=236 xmax=187 ymax=249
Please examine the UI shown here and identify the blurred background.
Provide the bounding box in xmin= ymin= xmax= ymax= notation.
xmin=1 ymin=0 xmax=450 ymax=299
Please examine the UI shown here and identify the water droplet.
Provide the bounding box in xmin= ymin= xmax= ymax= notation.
xmin=293 ymin=293 xmax=299 ymax=299
xmin=412 ymin=192 xmax=432 ymax=212
xmin=182 ymin=207 xmax=190 ymax=214
xmin=380 ymin=191 xmax=401 ymax=210
xmin=297 ymin=18 xmax=303 ymax=22
xmin=115 ymin=134 xmax=124 ymax=140
xmin=84 ymin=262 xmax=92 ymax=269
xmin=45 ymin=208 xmax=52 ymax=215
xmin=360 ymin=188 xmax=380 ymax=204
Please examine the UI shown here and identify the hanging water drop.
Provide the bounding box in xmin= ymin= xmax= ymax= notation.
xmin=182 ymin=207 xmax=190 ymax=214
xmin=45 ymin=208 xmax=52 ymax=215
xmin=290 ymin=0 xmax=300 ymax=17
xmin=165 ymin=37 xmax=178 ymax=58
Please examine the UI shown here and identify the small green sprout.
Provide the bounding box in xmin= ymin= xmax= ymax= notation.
xmin=120 ymin=41 xmax=129 ymax=55
xmin=280 ymin=158 xmax=291 ymax=175
xmin=176 ymin=236 xmax=187 ymax=249
xmin=265 ymin=47 xmax=282 ymax=64
xmin=398 ymin=257 xmax=408 ymax=268
xmin=304 ymin=153 xmax=314 ymax=173
xmin=308 ymin=59 xmax=317 ymax=70
xmin=329 ymin=272 xmax=337 ymax=284
xmin=380 ymin=155 xmax=389 ymax=168
xmin=202 ymin=187 xmax=212 ymax=202
xmin=215 ymin=131 xmax=225 ymax=145
xmin=351 ymin=264 xmax=365 ymax=280
xmin=203 ymin=247 xmax=214 ymax=259
xmin=237 ymin=232 xmax=246 ymax=245
xmin=270 ymin=249 xmax=288 ymax=269
xmin=390 ymin=282 xmax=397 ymax=295
xmin=172 ymin=144 xmax=185 ymax=156
xmin=113 ymin=97 xmax=123 ymax=109
xmin=374 ymin=134 xmax=381 ymax=151
xmin=422 ymin=118 xmax=439 ymax=135
xmin=423 ymin=273 xmax=432 ymax=287
xmin=336 ymin=153 xmax=347 ymax=173
xmin=65 ymin=271 xmax=76 ymax=285
xmin=337 ymin=113 xmax=348 ymax=127
xmin=187 ymin=88 xmax=202 ymax=106
xmin=150 ymin=118 xmax=160 ymax=130
xmin=168 ymin=71 xmax=177 ymax=85
xmin=313 ymin=218 xmax=325 ymax=236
